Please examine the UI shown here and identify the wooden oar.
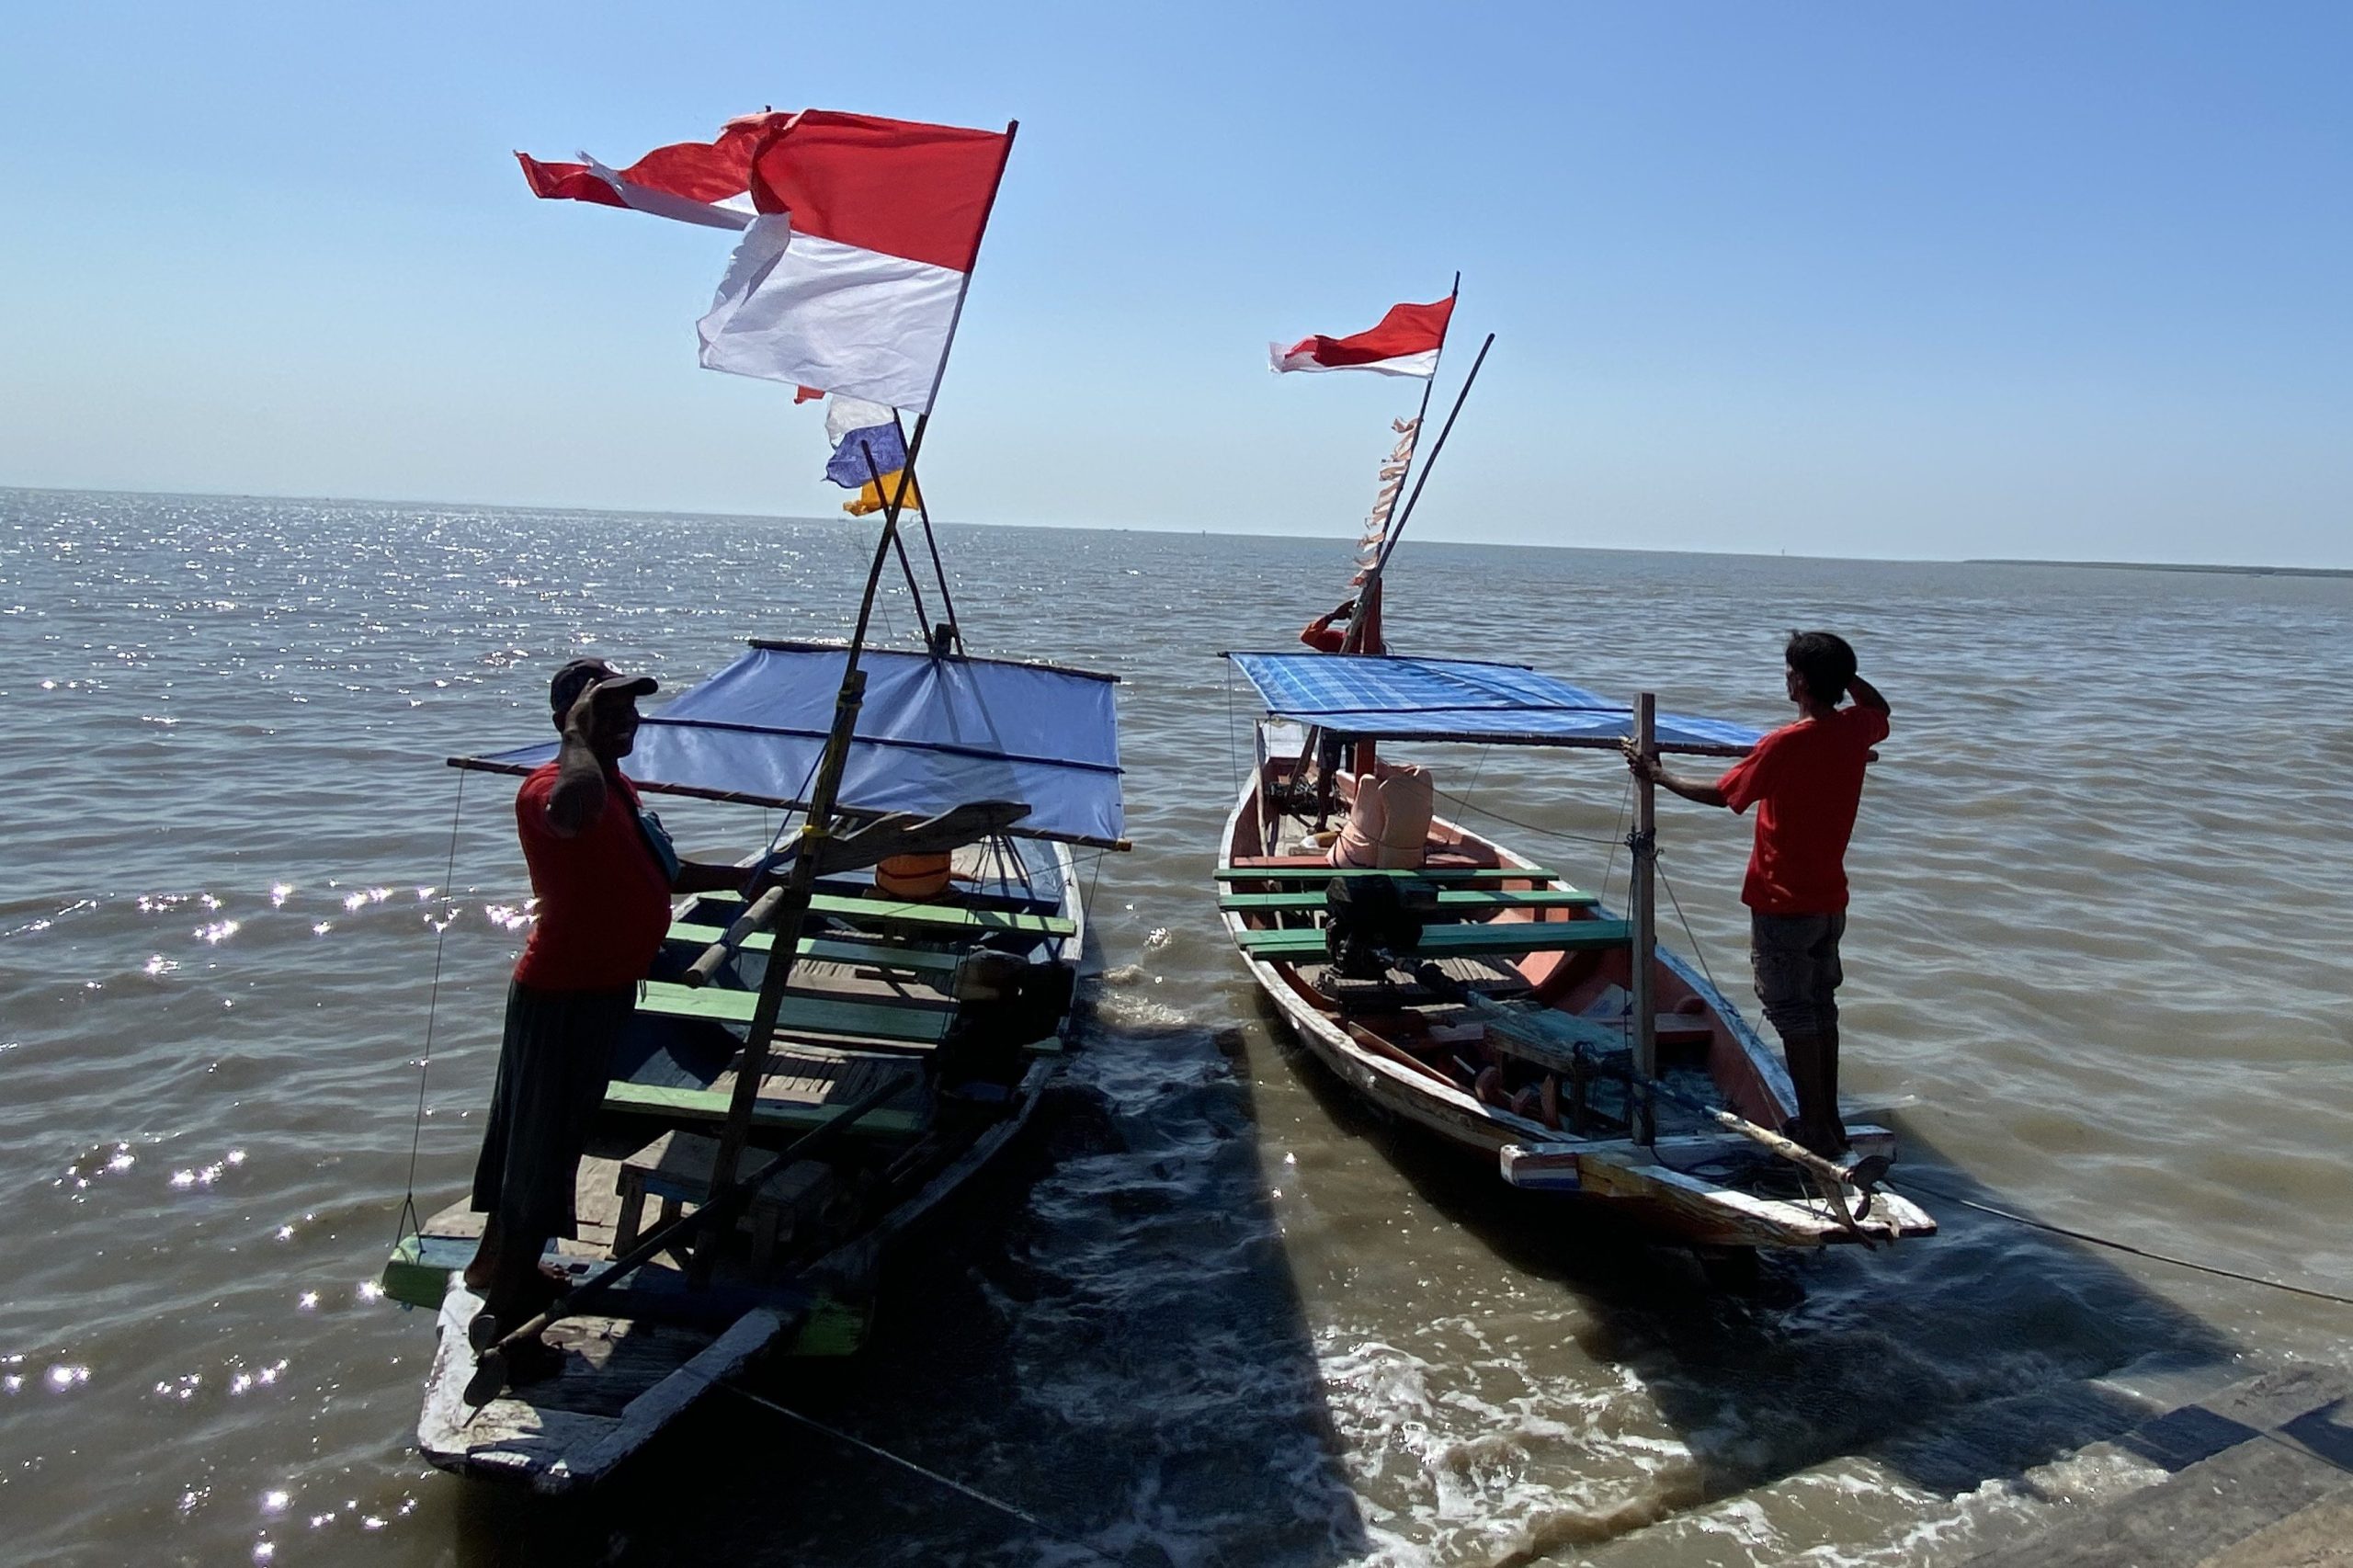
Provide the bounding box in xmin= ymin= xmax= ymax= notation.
xmin=790 ymin=800 xmax=1031 ymax=878
xmin=461 ymin=1075 xmax=910 ymax=1407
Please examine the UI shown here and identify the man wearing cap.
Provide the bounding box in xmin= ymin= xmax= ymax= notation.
xmin=462 ymin=657 xmax=753 ymax=1369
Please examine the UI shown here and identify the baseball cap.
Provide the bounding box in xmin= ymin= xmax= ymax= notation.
xmin=549 ymin=656 xmax=657 ymax=717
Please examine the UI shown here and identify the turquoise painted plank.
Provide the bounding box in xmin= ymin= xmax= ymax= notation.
xmin=602 ymin=1080 xmax=926 ymax=1137
xmin=699 ymin=889 xmax=1074 ymax=938
xmin=1232 ymin=918 xmax=1633 ymax=960
xmin=665 ymin=924 xmax=963 ymax=975
xmin=1218 ymin=888 xmax=1596 ymax=912
xmin=637 ymin=980 xmax=949 ymax=1045
xmin=1213 ymin=865 xmax=1558 ymax=883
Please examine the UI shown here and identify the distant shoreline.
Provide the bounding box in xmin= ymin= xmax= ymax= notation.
xmin=6 ymin=484 xmax=2346 ymax=574
xmin=1969 ymin=558 xmax=2353 ymax=579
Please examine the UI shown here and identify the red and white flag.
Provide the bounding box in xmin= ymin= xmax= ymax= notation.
xmin=517 ymin=110 xmax=1012 ymax=413
xmin=515 ymin=117 xmax=771 ymax=231
xmin=1269 ymin=296 xmax=1456 ymax=378
xmin=698 ymin=112 xmax=1012 ymax=413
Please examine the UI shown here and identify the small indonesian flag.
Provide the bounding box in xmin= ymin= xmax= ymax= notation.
xmin=1269 ymin=296 xmax=1456 ymax=378
xmin=517 ymin=110 xmax=1012 ymax=413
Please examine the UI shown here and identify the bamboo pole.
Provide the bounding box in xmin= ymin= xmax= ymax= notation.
xmin=1630 ymin=692 xmax=1659 ymax=1145
xmin=894 ymin=411 xmax=964 ymax=653
xmin=687 ymin=127 xmax=1018 ymax=1248
xmin=1338 ymin=278 xmax=1457 ymax=776
xmin=1370 ymin=333 xmax=1494 ymax=580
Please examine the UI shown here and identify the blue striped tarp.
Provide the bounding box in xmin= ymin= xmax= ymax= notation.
xmin=1223 ymin=652 xmax=1758 ymax=755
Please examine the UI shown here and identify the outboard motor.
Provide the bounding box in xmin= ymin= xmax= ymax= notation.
xmin=1324 ymin=875 xmax=1437 ymax=981
xmin=938 ymin=955 xmax=1076 ymax=1094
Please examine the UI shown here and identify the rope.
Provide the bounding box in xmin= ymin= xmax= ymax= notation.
xmin=1653 ymin=858 xmax=1723 ymax=997
xmin=1431 ymin=789 xmax=1627 ymax=852
xmin=1887 ymin=1172 xmax=2353 ymax=1308
xmin=1600 ymin=773 xmax=1632 ymax=911
xmin=724 ymin=1384 xmax=1119 ymax=1562
xmin=394 ymin=769 xmax=467 ymax=1244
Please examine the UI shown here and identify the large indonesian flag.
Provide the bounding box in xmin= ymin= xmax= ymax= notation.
xmin=517 ymin=111 xmax=1013 ymax=413
xmin=1269 ymin=296 xmax=1456 ymax=378
xmin=699 ymin=113 xmax=1011 ymax=413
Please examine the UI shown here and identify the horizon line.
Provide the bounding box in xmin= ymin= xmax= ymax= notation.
xmin=5 ymin=482 xmax=2346 ymax=577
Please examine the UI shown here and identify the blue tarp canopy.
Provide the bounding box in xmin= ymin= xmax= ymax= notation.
xmin=1224 ymin=652 xmax=1759 ymax=756
xmin=456 ymin=641 xmax=1125 ymax=847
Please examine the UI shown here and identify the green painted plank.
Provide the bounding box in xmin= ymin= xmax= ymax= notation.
xmin=699 ymin=889 xmax=1074 ymax=938
xmin=1213 ymin=865 xmax=1559 ymax=884
xmin=1218 ymin=888 xmax=1597 ymax=913
xmin=665 ymin=924 xmax=963 ymax=975
xmin=1232 ymin=918 xmax=1633 ymax=960
xmin=602 ymin=1080 xmax=926 ymax=1138
xmin=638 ymin=980 xmax=949 ymax=1045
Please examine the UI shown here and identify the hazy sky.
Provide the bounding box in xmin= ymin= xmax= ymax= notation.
xmin=4 ymin=3 xmax=2347 ymax=563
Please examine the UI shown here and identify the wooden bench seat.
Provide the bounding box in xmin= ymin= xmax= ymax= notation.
xmin=665 ymin=925 xmax=964 ymax=977
xmin=1218 ymin=887 xmax=1597 ymax=914
xmin=694 ymin=889 xmax=1074 ymax=939
xmin=1232 ymin=918 xmax=1633 ymax=960
xmin=636 ymin=979 xmax=949 ymax=1049
xmin=1214 ymin=864 xmax=1557 ymax=884
xmin=603 ymin=1080 xmax=927 ymax=1139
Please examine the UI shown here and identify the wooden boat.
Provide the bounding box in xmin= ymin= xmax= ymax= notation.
xmin=378 ymin=105 xmax=1132 ymax=1490
xmin=384 ymin=824 xmax=1092 ymax=1488
xmin=1222 ymin=334 xmax=1933 ymax=1258
xmin=1219 ymin=716 xmax=1933 ymax=1253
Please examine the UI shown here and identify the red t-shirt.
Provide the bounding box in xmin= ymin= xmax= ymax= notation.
xmin=1713 ymin=704 xmax=1890 ymax=916
xmin=1300 ymin=618 xmax=1347 ymax=653
xmin=511 ymin=763 xmax=675 ymax=990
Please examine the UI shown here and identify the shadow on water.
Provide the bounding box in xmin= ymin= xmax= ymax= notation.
xmin=1255 ymin=989 xmax=2238 ymax=1534
xmin=438 ymin=993 xmax=1369 ymax=1568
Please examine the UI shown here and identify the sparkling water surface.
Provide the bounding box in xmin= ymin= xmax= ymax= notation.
xmin=3 ymin=489 xmax=2349 ymax=1566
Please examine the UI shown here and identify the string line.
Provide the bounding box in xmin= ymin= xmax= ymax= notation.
xmin=724 ymin=1384 xmax=1117 ymax=1560
xmin=395 ymin=768 xmax=467 ymax=1243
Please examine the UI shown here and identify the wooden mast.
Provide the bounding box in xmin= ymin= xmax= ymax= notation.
xmin=691 ymin=120 xmax=1020 ymax=1281
xmin=692 ymin=445 xmax=924 ymax=1280
xmin=1336 ymin=276 xmax=1460 ymax=774
xmin=1629 ymin=692 xmax=1659 ymax=1145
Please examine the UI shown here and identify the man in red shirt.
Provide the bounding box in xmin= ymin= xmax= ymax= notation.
xmin=462 ymin=657 xmax=755 ymax=1371
xmin=1627 ymin=631 xmax=1891 ymax=1157
xmin=1298 ymin=597 xmax=1358 ymax=653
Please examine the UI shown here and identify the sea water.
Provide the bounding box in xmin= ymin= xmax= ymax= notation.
xmin=3 ymin=488 xmax=2349 ymax=1566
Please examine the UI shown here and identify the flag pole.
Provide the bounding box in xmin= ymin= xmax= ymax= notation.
xmin=694 ymin=119 xmax=1018 ymax=1273
xmin=1325 ymin=275 xmax=1461 ymax=783
xmin=895 ymin=410 xmax=965 ymax=653
xmin=1370 ymin=331 xmax=1494 ymax=577
xmin=1341 ymin=272 xmax=1459 ymax=661
xmin=876 ymin=119 xmax=1014 ymax=647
